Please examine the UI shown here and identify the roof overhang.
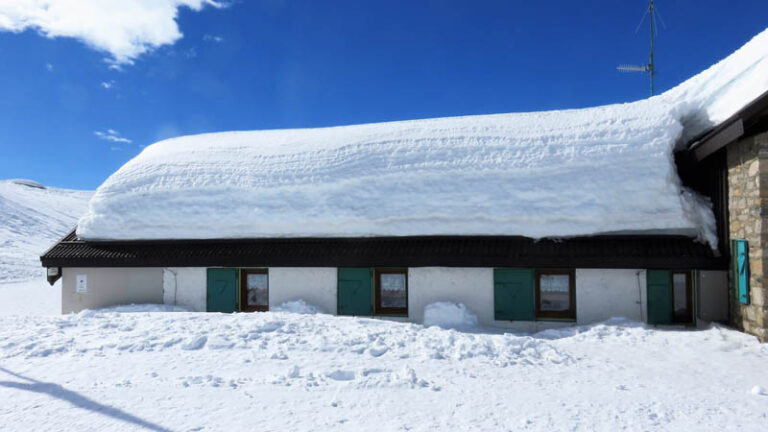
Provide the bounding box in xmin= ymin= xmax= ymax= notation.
xmin=40 ymin=230 xmax=725 ymax=270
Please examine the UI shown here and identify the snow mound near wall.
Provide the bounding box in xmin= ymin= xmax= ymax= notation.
xmin=423 ymin=302 xmax=479 ymax=330
xmin=76 ymin=29 xmax=768 ymax=244
xmin=272 ymin=300 xmax=324 ymax=314
xmin=78 ymin=303 xmax=191 ymax=315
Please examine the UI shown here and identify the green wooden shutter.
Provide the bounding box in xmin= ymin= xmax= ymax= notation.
xmin=647 ymin=270 xmax=673 ymax=325
xmin=338 ymin=267 xmax=372 ymax=316
xmin=207 ymin=268 xmax=239 ymax=313
xmin=732 ymin=239 xmax=750 ymax=305
xmin=494 ymin=268 xmax=535 ymax=321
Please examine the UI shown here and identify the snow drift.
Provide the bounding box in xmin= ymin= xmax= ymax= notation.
xmin=422 ymin=302 xmax=479 ymax=330
xmin=272 ymin=300 xmax=325 ymax=315
xmin=77 ymin=29 xmax=768 ymax=244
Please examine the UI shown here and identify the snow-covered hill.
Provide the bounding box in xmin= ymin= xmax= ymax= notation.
xmin=0 ymin=179 xmax=91 ymax=282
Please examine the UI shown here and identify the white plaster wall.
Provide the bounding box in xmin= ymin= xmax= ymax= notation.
xmin=697 ymin=270 xmax=728 ymax=323
xmin=575 ymin=269 xmax=647 ymax=324
xmin=268 ymin=267 xmax=337 ymax=314
xmin=408 ymin=267 xmax=574 ymax=332
xmin=61 ymin=267 xmax=163 ymax=313
xmin=163 ymin=267 xmax=207 ymax=312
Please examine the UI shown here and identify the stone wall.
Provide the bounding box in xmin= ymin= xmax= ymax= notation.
xmin=727 ymin=131 xmax=768 ymax=341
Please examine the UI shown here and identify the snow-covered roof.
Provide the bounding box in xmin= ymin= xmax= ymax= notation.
xmin=77 ymin=29 xmax=768 ymax=244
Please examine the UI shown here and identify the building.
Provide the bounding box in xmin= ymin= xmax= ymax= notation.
xmin=679 ymin=88 xmax=768 ymax=340
xmin=41 ymin=29 xmax=768 ymax=336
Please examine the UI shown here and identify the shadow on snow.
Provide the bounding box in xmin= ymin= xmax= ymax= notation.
xmin=0 ymin=366 xmax=172 ymax=432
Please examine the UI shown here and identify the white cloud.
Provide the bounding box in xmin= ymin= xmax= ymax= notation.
xmin=100 ymin=80 xmax=115 ymax=89
xmin=94 ymin=129 xmax=131 ymax=144
xmin=203 ymin=34 xmax=223 ymax=43
xmin=0 ymin=1 xmax=227 ymax=65
xmin=45 ymin=62 xmax=52 ymax=71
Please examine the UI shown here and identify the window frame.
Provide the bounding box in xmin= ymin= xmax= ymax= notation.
xmin=374 ymin=268 xmax=408 ymax=316
xmin=239 ymin=268 xmax=269 ymax=312
xmin=534 ymin=269 xmax=576 ymax=320
xmin=671 ymin=270 xmax=694 ymax=324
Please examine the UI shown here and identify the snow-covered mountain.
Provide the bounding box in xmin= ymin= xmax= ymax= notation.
xmin=0 ymin=179 xmax=91 ymax=282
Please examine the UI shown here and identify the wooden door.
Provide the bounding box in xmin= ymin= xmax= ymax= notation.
xmin=338 ymin=267 xmax=372 ymax=316
xmin=206 ymin=268 xmax=239 ymax=313
xmin=647 ymin=270 xmax=673 ymax=325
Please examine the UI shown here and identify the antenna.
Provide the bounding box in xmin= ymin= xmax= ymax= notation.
xmin=617 ymin=0 xmax=657 ymax=95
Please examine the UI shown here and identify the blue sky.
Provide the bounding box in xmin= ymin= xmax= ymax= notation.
xmin=0 ymin=0 xmax=767 ymax=190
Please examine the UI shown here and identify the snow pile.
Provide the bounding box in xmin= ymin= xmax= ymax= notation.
xmin=78 ymin=303 xmax=191 ymax=315
xmin=0 ymin=179 xmax=91 ymax=282
xmin=0 ymin=312 xmax=766 ymax=430
xmin=272 ymin=299 xmax=324 ymax=314
xmin=77 ymin=29 xmax=768 ymax=244
xmin=422 ymin=301 xmax=478 ymax=330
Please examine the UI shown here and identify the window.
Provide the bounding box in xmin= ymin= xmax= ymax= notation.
xmin=672 ymin=271 xmax=693 ymax=323
xmin=535 ymin=270 xmax=575 ymax=320
xmin=240 ymin=269 xmax=268 ymax=312
xmin=374 ymin=268 xmax=408 ymax=316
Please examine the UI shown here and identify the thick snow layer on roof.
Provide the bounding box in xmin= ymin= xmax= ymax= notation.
xmin=77 ymin=29 xmax=768 ymax=243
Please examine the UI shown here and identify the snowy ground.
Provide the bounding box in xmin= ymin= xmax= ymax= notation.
xmin=0 ymin=309 xmax=767 ymax=432
xmin=0 ymin=279 xmax=61 ymax=316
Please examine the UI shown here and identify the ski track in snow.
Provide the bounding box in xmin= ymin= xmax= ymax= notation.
xmin=0 ymin=312 xmax=766 ymax=431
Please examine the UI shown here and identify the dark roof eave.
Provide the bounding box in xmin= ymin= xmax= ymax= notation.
xmin=40 ymin=232 xmax=726 ymax=270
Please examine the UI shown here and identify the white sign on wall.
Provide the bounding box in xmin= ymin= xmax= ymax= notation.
xmin=76 ymin=274 xmax=88 ymax=293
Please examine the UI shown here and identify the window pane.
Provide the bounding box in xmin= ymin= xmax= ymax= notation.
xmin=380 ymin=273 xmax=406 ymax=308
xmin=539 ymin=274 xmax=570 ymax=312
xmin=247 ymin=274 xmax=268 ymax=307
xmin=673 ymin=273 xmax=689 ymax=320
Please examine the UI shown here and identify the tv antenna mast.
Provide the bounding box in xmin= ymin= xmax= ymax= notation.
xmin=617 ymin=0 xmax=660 ymax=95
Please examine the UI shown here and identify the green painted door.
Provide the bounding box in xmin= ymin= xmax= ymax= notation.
xmin=494 ymin=268 xmax=535 ymax=320
xmin=647 ymin=270 xmax=673 ymax=325
xmin=207 ymin=268 xmax=239 ymax=313
xmin=338 ymin=267 xmax=372 ymax=316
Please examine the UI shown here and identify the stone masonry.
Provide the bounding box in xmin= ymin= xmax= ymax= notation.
xmin=727 ymin=131 xmax=768 ymax=341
